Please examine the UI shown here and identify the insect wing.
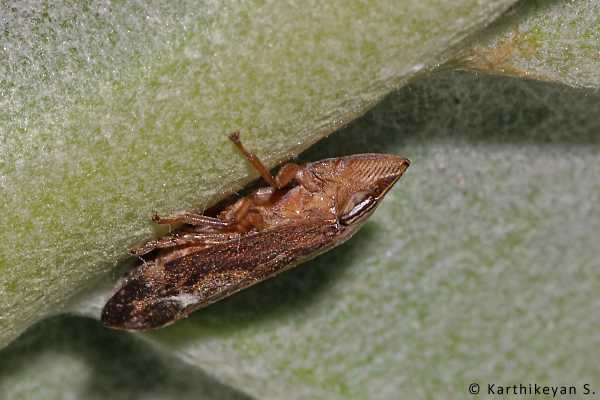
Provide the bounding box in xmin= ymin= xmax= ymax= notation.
xmin=101 ymin=219 xmax=342 ymax=330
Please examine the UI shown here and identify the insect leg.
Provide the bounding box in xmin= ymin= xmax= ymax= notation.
xmin=130 ymin=232 xmax=237 ymax=256
xmin=152 ymin=213 xmax=234 ymax=227
xmin=130 ymin=236 xmax=179 ymax=256
xmin=229 ymin=132 xmax=322 ymax=191
xmin=219 ymin=197 xmax=262 ymax=233
xmin=275 ymin=163 xmax=322 ymax=192
xmin=229 ymin=132 xmax=282 ymax=188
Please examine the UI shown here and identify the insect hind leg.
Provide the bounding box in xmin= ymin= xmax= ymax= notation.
xmin=130 ymin=236 xmax=181 ymax=256
xmin=130 ymin=231 xmax=238 ymax=256
xmin=152 ymin=213 xmax=234 ymax=227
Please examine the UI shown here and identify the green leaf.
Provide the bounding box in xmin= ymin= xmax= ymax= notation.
xmin=3 ymin=0 xmax=600 ymax=399
xmin=442 ymin=0 xmax=600 ymax=87
xmin=0 ymin=0 xmax=515 ymax=347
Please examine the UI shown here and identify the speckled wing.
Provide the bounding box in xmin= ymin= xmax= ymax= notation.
xmin=101 ymin=219 xmax=348 ymax=330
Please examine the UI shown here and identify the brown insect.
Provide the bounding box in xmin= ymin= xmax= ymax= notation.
xmin=101 ymin=132 xmax=410 ymax=330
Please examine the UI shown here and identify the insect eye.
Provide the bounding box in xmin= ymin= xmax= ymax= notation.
xmin=340 ymin=192 xmax=378 ymax=226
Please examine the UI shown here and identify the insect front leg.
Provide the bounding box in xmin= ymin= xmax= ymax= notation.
xmin=275 ymin=163 xmax=322 ymax=192
xmin=229 ymin=132 xmax=322 ymax=192
xmin=219 ymin=196 xmax=266 ymax=233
